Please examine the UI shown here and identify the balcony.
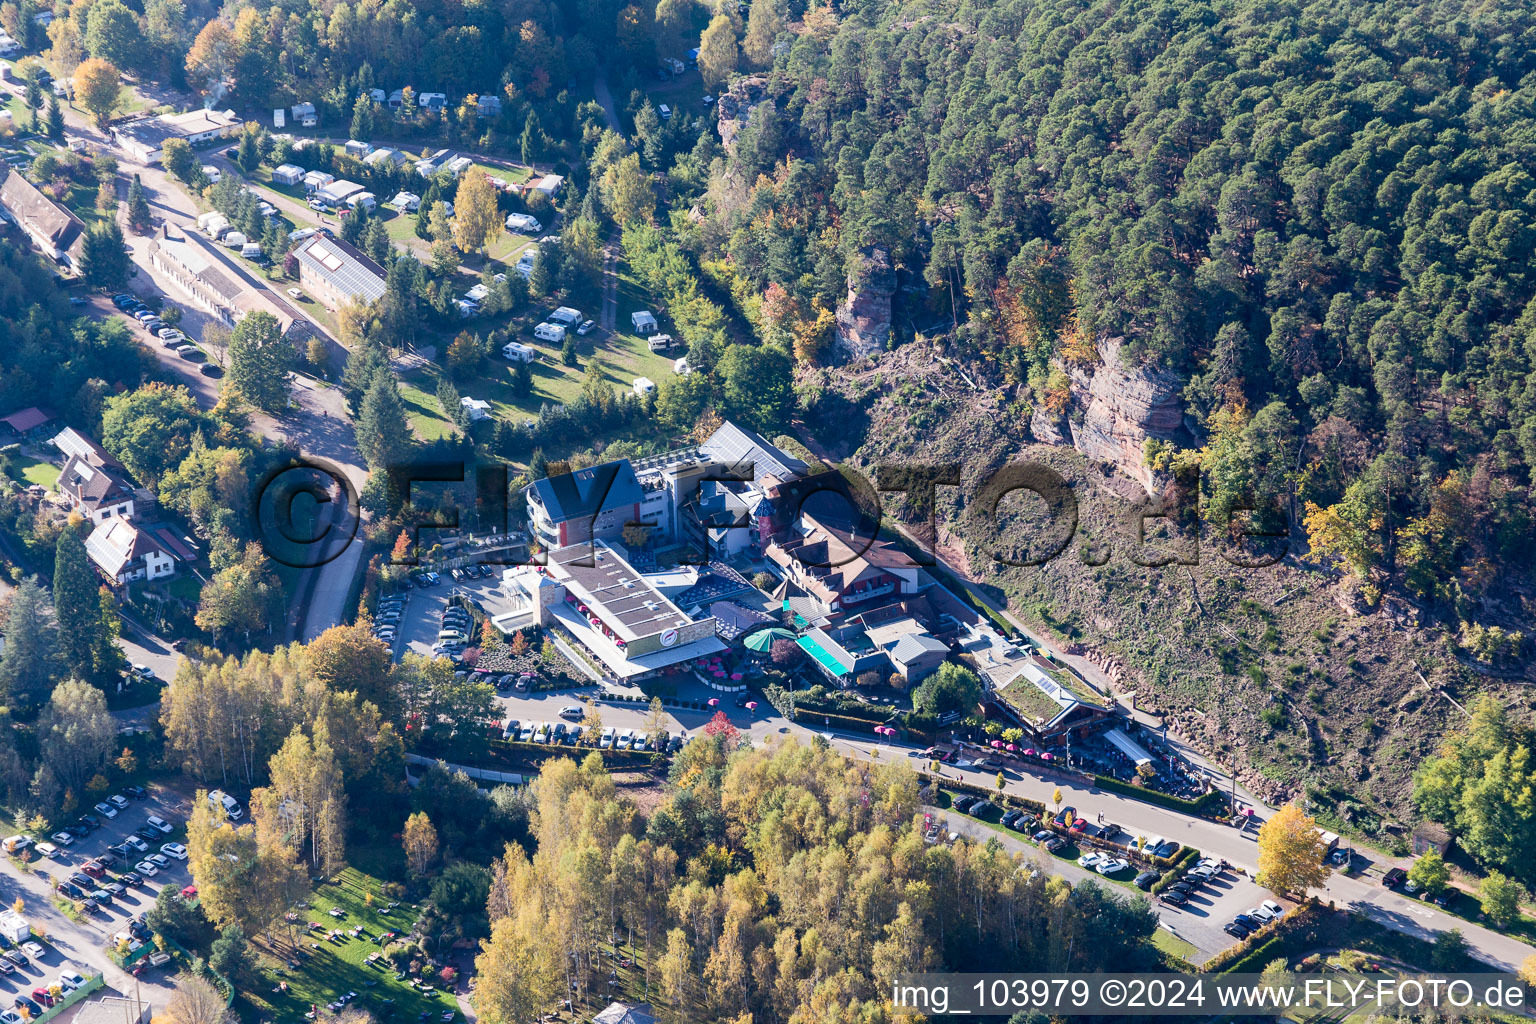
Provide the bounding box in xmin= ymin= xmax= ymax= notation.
xmin=842 ymin=581 xmax=895 ymax=605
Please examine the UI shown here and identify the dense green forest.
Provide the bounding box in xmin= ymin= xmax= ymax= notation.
xmin=686 ymin=0 xmax=1536 ymax=634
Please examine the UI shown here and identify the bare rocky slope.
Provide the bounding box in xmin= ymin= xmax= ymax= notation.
xmin=797 ymin=343 xmax=1531 ymax=848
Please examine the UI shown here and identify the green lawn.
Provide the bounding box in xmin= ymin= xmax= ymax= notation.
xmin=9 ymin=456 xmax=59 ymax=489
xmin=236 ymin=867 xmax=460 ymax=1024
xmin=1151 ymin=927 xmax=1200 ymax=965
xmin=399 ymin=379 xmax=458 ymax=441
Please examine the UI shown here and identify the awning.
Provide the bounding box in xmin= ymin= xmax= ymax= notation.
xmin=797 ymin=634 xmax=849 ymax=677
xmin=1105 ymin=729 xmax=1154 ymax=767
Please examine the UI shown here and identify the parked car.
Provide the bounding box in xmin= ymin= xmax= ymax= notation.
xmin=160 ymin=843 xmax=188 ymax=860
xmin=145 ymin=815 xmax=173 ymax=834
xmin=1041 ymin=837 xmax=1065 ymax=853
xmin=135 ymin=860 xmax=159 ymax=876
xmin=1133 ymin=870 xmax=1160 ymax=890
xmin=576 ymin=319 xmax=595 ymax=335
xmin=1224 ymin=921 xmax=1249 ymax=939
xmin=50 ymin=832 xmax=74 ymax=846
xmin=1233 ymin=913 xmax=1261 ymax=931
xmin=124 ymin=785 xmax=148 ymax=799
xmin=1382 ymin=867 xmax=1407 ymax=888
xmin=1160 ymin=890 xmax=1188 ymax=906
xmin=93 ymin=802 xmax=117 ymax=819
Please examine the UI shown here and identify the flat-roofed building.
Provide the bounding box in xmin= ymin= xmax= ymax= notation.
xmin=112 ymin=109 xmax=243 ymax=164
xmin=499 ymin=543 xmax=724 ymax=681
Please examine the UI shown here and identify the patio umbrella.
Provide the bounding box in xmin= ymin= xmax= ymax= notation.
xmin=1040 ymin=752 xmax=1053 ymax=761
xmin=708 ymin=698 xmax=720 ymax=707
xmin=1006 ymin=743 xmax=1018 ymax=752
xmin=745 ymin=701 xmax=757 ymax=710
xmin=730 ymin=672 xmax=743 ymax=680
xmin=743 ymin=628 xmax=795 ymax=653
xmin=1024 ymin=748 xmax=1036 ymax=756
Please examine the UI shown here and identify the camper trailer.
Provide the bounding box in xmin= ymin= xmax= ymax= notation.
xmin=534 ymin=323 xmax=566 ymax=344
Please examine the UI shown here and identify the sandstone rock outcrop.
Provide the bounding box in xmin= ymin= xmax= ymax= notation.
xmin=1057 ymin=337 xmax=1191 ymax=492
xmin=833 ymin=244 xmax=895 ymax=361
xmin=716 ymin=76 xmax=769 ymax=153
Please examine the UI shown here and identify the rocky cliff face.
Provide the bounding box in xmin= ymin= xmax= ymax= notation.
xmin=1048 ymin=337 xmax=1191 ymax=492
xmin=716 ymin=76 xmax=770 ymax=153
xmin=833 ymin=245 xmax=895 ymax=361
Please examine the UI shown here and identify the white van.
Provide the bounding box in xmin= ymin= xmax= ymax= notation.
xmin=534 ymin=323 xmax=566 ymax=344
xmin=616 ymin=728 xmax=635 ymax=750
xmin=207 ymin=790 xmax=243 ymax=820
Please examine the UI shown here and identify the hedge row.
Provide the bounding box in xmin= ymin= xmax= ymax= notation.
xmin=1150 ymin=847 xmax=1202 ymax=895
xmin=1092 ymin=775 xmax=1229 ymax=817
xmin=1206 ymin=903 xmax=1326 ymax=973
xmin=934 ymin=777 xmax=1045 ymax=817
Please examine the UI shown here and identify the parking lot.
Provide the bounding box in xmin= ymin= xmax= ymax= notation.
xmin=1153 ymin=860 xmax=1287 ymax=961
xmin=374 ymin=569 xmax=516 ymax=663
xmin=0 ymin=785 xmax=192 ymax=1012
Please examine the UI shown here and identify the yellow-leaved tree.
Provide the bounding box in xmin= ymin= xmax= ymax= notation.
xmin=452 ymin=169 xmax=502 ymax=254
xmin=1256 ymin=803 xmax=1331 ymax=897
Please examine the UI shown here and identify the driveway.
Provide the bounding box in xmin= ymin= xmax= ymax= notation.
xmin=0 ymin=785 xmax=193 ymax=1010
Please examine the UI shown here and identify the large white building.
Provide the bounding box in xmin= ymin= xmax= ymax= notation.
xmin=112 ymin=109 xmax=243 ymax=164
xmin=497 ymin=543 xmax=724 ymax=682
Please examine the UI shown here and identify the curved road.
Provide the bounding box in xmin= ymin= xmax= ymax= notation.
xmin=48 ymin=94 xmax=371 ymax=645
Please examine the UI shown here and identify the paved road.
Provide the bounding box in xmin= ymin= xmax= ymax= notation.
xmin=480 ymin=679 xmax=1536 ymax=970
xmin=788 ymin=429 xmax=1271 ymax=813
xmin=43 ymin=97 xmax=375 ymax=645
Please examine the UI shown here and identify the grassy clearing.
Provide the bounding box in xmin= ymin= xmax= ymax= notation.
xmin=1151 ymin=927 xmax=1200 ymax=964
xmin=398 ymin=378 xmax=457 ymax=441
xmin=10 ymin=456 xmax=59 ymax=489
xmin=236 ymin=866 xmax=459 ymax=1024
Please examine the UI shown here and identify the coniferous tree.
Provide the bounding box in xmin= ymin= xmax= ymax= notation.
xmin=93 ymin=588 xmax=124 ymax=681
xmin=341 ymin=338 xmax=388 ymax=414
xmin=356 ymin=372 xmax=413 ymax=472
xmin=0 ymin=577 xmax=62 ymax=706
xmin=78 ymin=221 xmax=129 ymax=290
xmin=45 ymin=95 xmax=64 ymax=139
xmin=126 ymin=175 xmax=152 ymax=234
xmin=52 ymin=529 xmax=100 ymax=682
